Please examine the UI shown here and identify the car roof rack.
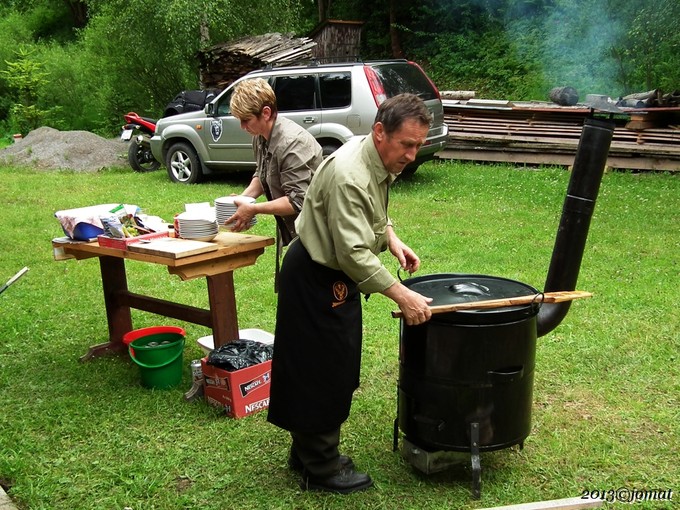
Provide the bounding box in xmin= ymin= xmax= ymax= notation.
xmin=262 ymin=56 xmax=367 ymax=71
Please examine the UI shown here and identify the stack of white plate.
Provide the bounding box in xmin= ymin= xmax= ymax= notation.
xmin=215 ymin=196 xmax=258 ymax=229
xmin=176 ymin=210 xmax=218 ymax=242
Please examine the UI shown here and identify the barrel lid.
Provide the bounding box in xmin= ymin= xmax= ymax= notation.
xmin=402 ymin=273 xmax=539 ymax=323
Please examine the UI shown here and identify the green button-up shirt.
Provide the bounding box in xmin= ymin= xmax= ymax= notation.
xmin=296 ymin=134 xmax=397 ymax=295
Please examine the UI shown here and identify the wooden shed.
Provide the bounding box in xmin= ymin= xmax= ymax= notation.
xmin=309 ymin=20 xmax=364 ymax=61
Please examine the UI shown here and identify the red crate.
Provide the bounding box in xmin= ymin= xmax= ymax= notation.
xmin=97 ymin=230 xmax=168 ymax=250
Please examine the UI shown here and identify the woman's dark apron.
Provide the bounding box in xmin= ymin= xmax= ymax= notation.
xmin=267 ymin=239 xmax=362 ymax=433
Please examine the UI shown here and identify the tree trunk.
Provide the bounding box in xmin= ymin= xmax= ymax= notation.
xmin=63 ymin=0 xmax=88 ymax=28
xmin=200 ymin=13 xmax=210 ymax=46
xmin=389 ymin=0 xmax=404 ymax=58
xmin=318 ymin=0 xmax=330 ymax=22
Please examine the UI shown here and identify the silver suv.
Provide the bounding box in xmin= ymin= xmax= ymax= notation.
xmin=150 ymin=59 xmax=449 ymax=184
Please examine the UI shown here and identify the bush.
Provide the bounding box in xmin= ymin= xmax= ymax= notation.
xmin=35 ymin=42 xmax=109 ymax=134
xmin=0 ymin=10 xmax=34 ymax=123
xmin=422 ymin=30 xmax=547 ymax=100
xmin=1 ymin=47 xmax=60 ymax=134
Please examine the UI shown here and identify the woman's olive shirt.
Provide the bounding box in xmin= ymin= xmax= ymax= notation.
xmin=253 ymin=116 xmax=323 ymax=245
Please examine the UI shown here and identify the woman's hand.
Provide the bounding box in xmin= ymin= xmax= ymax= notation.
xmin=225 ymin=199 xmax=256 ymax=232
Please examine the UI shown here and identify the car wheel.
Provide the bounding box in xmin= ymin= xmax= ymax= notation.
xmin=166 ymin=142 xmax=202 ymax=184
xmin=128 ymin=141 xmax=160 ymax=172
xmin=398 ymin=163 xmax=419 ymax=178
xmin=321 ymin=143 xmax=341 ymax=158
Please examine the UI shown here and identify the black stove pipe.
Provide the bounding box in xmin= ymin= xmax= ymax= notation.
xmin=537 ymin=117 xmax=615 ymax=337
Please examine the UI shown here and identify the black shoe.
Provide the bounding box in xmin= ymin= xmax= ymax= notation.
xmin=287 ymin=452 xmax=354 ymax=473
xmin=303 ymin=466 xmax=373 ymax=494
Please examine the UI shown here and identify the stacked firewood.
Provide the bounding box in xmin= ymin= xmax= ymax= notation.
xmin=198 ymin=33 xmax=317 ymax=90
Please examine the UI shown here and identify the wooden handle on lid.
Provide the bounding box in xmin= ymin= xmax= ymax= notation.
xmin=391 ymin=290 xmax=593 ymax=318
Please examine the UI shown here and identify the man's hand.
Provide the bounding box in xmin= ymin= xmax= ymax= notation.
xmin=387 ymin=225 xmax=421 ymax=274
xmin=383 ymin=282 xmax=433 ymax=326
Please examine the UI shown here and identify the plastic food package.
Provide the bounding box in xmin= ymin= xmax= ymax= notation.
xmin=55 ymin=203 xmax=141 ymax=240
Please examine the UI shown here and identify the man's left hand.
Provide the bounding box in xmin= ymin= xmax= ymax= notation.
xmin=387 ymin=226 xmax=421 ymax=273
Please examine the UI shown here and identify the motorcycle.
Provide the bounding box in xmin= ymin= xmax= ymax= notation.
xmin=121 ymin=112 xmax=160 ymax=172
xmin=121 ymin=90 xmax=218 ymax=173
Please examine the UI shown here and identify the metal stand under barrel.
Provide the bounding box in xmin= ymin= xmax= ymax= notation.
xmin=394 ymin=426 xmax=486 ymax=499
xmin=470 ymin=423 xmax=481 ymax=499
xmin=394 ymin=403 xmax=518 ymax=499
xmin=394 ymin=386 xmax=485 ymax=498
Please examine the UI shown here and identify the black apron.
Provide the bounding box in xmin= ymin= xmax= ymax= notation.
xmin=267 ymin=239 xmax=362 ymax=433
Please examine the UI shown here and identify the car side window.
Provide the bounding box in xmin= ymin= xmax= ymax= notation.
xmin=272 ymin=75 xmax=317 ymax=111
xmin=216 ymin=89 xmax=233 ymax=116
xmin=319 ymin=72 xmax=351 ymax=109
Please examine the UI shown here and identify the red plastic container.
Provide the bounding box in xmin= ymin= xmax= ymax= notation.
xmin=123 ymin=326 xmax=186 ymax=357
xmin=97 ymin=230 xmax=168 ymax=250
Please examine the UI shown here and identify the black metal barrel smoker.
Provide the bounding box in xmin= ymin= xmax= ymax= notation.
xmin=393 ymin=118 xmax=616 ymax=498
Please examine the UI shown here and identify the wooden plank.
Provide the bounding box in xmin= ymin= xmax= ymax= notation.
xmin=446 ymin=131 xmax=680 ymax=155
xmin=445 ymin=117 xmax=680 ymax=143
xmin=436 ymin=148 xmax=680 ymax=171
xmin=437 ymin=148 xmax=578 ymax=166
xmin=440 ymin=101 xmax=680 ymax=171
xmin=213 ymin=231 xmax=271 ymax=247
xmin=128 ymin=238 xmax=218 ymax=259
xmin=467 ymin=99 xmax=514 ymax=107
xmin=480 ymin=496 xmax=603 ymax=510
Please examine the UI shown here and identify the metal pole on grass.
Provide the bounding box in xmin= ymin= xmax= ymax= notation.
xmin=0 ymin=267 xmax=29 ymax=296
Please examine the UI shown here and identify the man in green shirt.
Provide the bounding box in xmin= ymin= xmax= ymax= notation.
xmin=267 ymin=93 xmax=434 ymax=494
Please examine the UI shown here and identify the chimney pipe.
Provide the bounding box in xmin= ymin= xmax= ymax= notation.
xmin=537 ymin=117 xmax=615 ymax=337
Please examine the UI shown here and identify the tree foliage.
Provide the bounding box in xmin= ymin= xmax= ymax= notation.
xmin=621 ymin=0 xmax=680 ymax=92
xmin=74 ymin=0 xmax=305 ymax=132
xmin=0 ymin=0 xmax=678 ymax=138
xmin=1 ymin=47 xmax=61 ymax=133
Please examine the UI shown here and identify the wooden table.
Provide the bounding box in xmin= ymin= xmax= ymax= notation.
xmin=52 ymin=231 xmax=274 ymax=361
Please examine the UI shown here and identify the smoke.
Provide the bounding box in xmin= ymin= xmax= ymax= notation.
xmin=504 ymin=1 xmax=628 ymax=99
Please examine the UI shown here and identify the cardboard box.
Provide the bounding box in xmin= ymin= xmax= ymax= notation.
xmin=201 ymin=357 xmax=272 ymax=419
xmin=97 ymin=230 xmax=168 ymax=250
xmin=197 ymin=329 xmax=274 ymax=356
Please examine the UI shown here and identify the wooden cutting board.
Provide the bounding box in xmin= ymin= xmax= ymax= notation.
xmin=128 ymin=237 xmax=218 ymax=259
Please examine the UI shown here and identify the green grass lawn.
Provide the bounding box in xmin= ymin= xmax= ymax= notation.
xmin=0 ymin=161 xmax=678 ymax=509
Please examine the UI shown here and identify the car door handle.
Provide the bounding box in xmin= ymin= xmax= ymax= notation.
xmin=303 ymin=116 xmax=317 ymax=124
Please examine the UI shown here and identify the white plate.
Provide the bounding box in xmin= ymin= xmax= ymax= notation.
xmin=215 ymin=195 xmax=256 ymax=205
xmin=177 ymin=208 xmax=215 ymax=220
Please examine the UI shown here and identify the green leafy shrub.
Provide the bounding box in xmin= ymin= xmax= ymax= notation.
xmin=1 ymin=47 xmax=57 ymax=134
xmin=0 ymin=9 xmax=34 ymax=124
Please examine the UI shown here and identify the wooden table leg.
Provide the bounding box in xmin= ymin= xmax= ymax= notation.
xmin=206 ymin=272 xmax=239 ymax=348
xmin=80 ymin=255 xmax=132 ymax=362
